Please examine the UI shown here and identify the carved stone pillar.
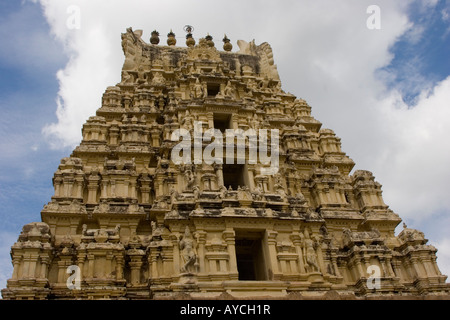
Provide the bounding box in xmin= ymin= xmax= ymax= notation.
xmin=75 ymin=176 xmax=84 ymax=199
xmin=11 ymin=256 xmax=21 ymax=281
xmin=385 ymin=257 xmax=396 ymax=278
xmin=315 ymin=237 xmax=326 ymax=274
xmin=171 ymin=235 xmax=180 ymax=277
xmin=87 ymin=253 xmax=95 ymax=279
xmin=207 ymin=112 xmax=214 ymax=129
xmin=57 ymin=255 xmax=73 ymax=284
xmin=25 ymin=252 xmax=40 ymax=279
xmin=54 ymin=176 xmax=63 ymax=197
xmin=63 ymin=177 xmax=74 ymax=198
xmin=139 ymin=175 xmax=152 ymax=203
xmin=330 ymin=252 xmax=342 ymax=277
xmin=290 ymin=233 xmax=306 ymax=274
xmin=410 ymin=256 xmax=424 ymax=279
xmin=77 ymin=250 xmax=86 ymax=283
xmin=223 ymin=230 xmax=238 ymax=279
xmin=362 ymin=255 xmax=371 ymax=276
xmin=129 ymin=256 xmax=143 ymax=285
xmin=154 ymin=175 xmax=165 ymax=198
xmin=151 ymin=128 xmax=160 ymax=147
xmin=214 ymin=164 xmax=224 ymax=188
xmin=246 ymin=165 xmax=255 ymax=190
xmin=266 ymin=230 xmax=280 ymax=279
xmin=431 ymin=255 xmax=443 ymax=276
xmin=129 ymin=179 xmax=137 ymax=199
xmin=422 ymin=256 xmax=435 ymax=277
xmin=115 ymin=253 xmax=125 ymax=281
xmin=196 ymin=230 xmax=207 ymax=273
xmin=87 ymin=174 xmax=100 ymax=204
xmin=39 ymin=256 xmax=50 ymax=280
xmin=354 ymin=256 xmax=365 ymax=279
xmin=109 ymin=126 xmax=120 ymax=145
xmin=100 ymin=177 xmax=109 ymax=199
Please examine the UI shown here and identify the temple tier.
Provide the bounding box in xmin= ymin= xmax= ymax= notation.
xmin=2 ymin=28 xmax=448 ymax=300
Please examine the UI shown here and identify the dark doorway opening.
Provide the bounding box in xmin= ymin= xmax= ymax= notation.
xmin=213 ymin=113 xmax=232 ymax=133
xmin=207 ymin=83 xmax=221 ymax=97
xmin=235 ymin=231 xmax=267 ymax=281
xmin=223 ymin=164 xmax=246 ymax=190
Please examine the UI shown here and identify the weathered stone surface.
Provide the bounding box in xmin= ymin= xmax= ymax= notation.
xmin=2 ymin=28 xmax=449 ymax=300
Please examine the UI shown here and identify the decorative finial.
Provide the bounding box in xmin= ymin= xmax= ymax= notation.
xmin=167 ymin=29 xmax=176 ymax=46
xmin=184 ymin=25 xmax=195 ymax=47
xmin=223 ymin=34 xmax=232 ymax=52
xmin=205 ymin=33 xmax=214 ymax=47
xmin=150 ymin=30 xmax=160 ymax=45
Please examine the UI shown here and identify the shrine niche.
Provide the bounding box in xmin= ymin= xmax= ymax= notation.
xmin=2 ymin=27 xmax=449 ymax=300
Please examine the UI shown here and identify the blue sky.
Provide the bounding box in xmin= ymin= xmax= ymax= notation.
xmin=0 ymin=0 xmax=449 ymax=290
xmin=0 ymin=1 xmax=68 ymax=231
xmin=0 ymin=0 xmax=70 ymax=287
xmin=380 ymin=0 xmax=450 ymax=105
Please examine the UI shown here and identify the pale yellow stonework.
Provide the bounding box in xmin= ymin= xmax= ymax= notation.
xmin=2 ymin=28 xmax=449 ymax=300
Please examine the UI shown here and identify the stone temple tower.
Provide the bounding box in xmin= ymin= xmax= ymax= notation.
xmin=2 ymin=28 xmax=449 ymax=300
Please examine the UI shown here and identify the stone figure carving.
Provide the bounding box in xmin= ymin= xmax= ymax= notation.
xmin=121 ymin=28 xmax=142 ymax=72
xmin=136 ymin=66 xmax=147 ymax=84
xmin=179 ymin=226 xmax=199 ymax=273
xmin=93 ymin=199 xmax=110 ymax=214
xmin=82 ymin=224 xmax=120 ymax=238
xmin=343 ymin=227 xmax=381 ymax=243
xmin=152 ymin=71 xmax=165 ymax=85
xmin=252 ymin=184 xmax=264 ymax=201
xmin=169 ymin=186 xmax=179 ymax=207
xmin=120 ymin=71 xmax=133 ymax=84
xmin=250 ymin=114 xmax=259 ymax=130
xmin=303 ymin=229 xmax=320 ymax=273
xmin=237 ymin=40 xmax=280 ymax=80
xmin=192 ymin=79 xmax=206 ymax=99
xmin=274 ymin=173 xmax=283 ymax=189
xmin=6 ymin=26 xmax=449 ymax=300
xmin=295 ymin=192 xmax=306 ymax=203
xmin=223 ymin=81 xmax=235 ymax=99
xmin=182 ymin=110 xmax=194 ymax=131
xmin=237 ymin=40 xmax=257 ymax=55
xmin=184 ymin=167 xmax=195 ymax=191
xmin=399 ymin=224 xmax=426 ymax=243
xmin=273 ymin=173 xmax=287 ymax=198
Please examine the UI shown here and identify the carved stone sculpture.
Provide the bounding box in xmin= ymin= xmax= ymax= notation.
xmin=2 ymin=27 xmax=448 ymax=300
xmin=179 ymin=226 xmax=198 ymax=274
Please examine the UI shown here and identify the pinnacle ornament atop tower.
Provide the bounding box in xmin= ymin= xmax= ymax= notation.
xmin=2 ymin=27 xmax=449 ymax=300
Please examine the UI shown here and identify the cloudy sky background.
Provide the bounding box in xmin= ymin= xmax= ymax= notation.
xmin=0 ymin=0 xmax=449 ymax=290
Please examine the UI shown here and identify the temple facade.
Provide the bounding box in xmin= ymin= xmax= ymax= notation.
xmin=2 ymin=28 xmax=449 ymax=300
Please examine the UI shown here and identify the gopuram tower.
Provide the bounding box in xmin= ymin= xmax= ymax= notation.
xmin=2 ymin=28 xmax=449 ymax=300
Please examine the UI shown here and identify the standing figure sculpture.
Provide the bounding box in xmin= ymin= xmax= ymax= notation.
xmin=179 ymin=226 xmax=199 ymax=273
xmin=192 ymin=79 xmax=206 ymax=99
xmin=184 ymin=167 xmax=195 ymax=191
xmin=303 ymin=229 xmax=321 ymax=273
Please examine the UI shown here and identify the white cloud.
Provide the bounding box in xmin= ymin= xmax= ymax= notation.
xmin=374 ymin=77 xmax=450 ymax=222
xmin=33 ymin=0 xmax=450 ymax=279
